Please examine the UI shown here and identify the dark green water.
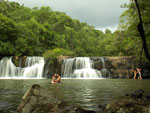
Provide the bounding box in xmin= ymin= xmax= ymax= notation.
xmin=0 ymin=79 xmax=150 ymax=113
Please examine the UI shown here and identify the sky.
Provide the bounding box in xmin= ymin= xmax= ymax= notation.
xmin=9 ymin=0 xmax=129 ymax=32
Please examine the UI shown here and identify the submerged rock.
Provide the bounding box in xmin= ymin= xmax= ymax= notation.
xmin=130 ymin=89 xmax=144 ymax=100
xmin=16 ymin=84 xmax=95 ymax=113
xmin=146 ymin=95 xmax=150 ymax=101
xmin=100 ymin=89 xmax=150 ymax=113
xmin=104 ymin=99 xmax=150 ymax=113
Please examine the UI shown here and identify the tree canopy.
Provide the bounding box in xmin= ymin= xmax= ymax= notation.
xmin=0 ymin=0 xmax=149 ymax=62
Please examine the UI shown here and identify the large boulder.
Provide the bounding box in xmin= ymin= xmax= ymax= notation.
xmin=91 ymin=56 xmax=135 ymax=70
xmin=12 ymin=56 xmax=27 ymax=67
xmin=105 ymin=56 xmax=135 ymax=69
xmin=104 ymin=99 xmax=150 ymax=113
xmin=91 ymin=56 xmax=135 ymax=78
xmin=99 ymin=89 xmax=150 ymax=113
xmin=43 ymin=56 xmax=72 ymax=78
xmin=43 ymin=59 xmax=61 ymax=78
xmin=109 ymin=69 xmax=131 ymax=78
xmin=16 ymin=84 xmax=95 ymax=113
xmin=130 ymin=89 xmax=144 ymax=100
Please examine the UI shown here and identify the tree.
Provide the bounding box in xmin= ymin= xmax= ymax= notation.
xmin=0 ymin=13 xmax=17 ymax=55
xmin=134 ymin=0 xmax=150 ymax=61
xmin=119 ymin=0 xmax=150 ymax=62
xmin=105 ymin=29 xmax=112 ymax=34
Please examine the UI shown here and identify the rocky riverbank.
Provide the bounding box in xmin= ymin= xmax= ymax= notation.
xmin=16 ymin=84 xmax=150 ymax=113
xmin=99 ymin=89 xmax=150 ymax=113
xmin=16 ymin=84 xmax=95 ymax=113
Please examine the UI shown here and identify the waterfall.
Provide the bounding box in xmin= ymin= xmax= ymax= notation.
xmin=100 ymin=57 xmax=110 ymax=77
xmin=22 ymin=57 xmax=44 ymax=78
xmin=62 ymin=58 xmax=74 ymax=78
xmin=0 ymin=57 xmax=44 ymax=79
xmin=0 ymin=57 xmax=21 ymax=77
xmin=62 ymin=57 xmax=102 ymax=78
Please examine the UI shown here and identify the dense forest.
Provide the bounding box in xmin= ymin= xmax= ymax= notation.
xmin=0 ymin=0 xmax=149 ymax=62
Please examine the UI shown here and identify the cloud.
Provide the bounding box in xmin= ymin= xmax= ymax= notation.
xmin=96 ymin=24 xmax=118 ymax=33
xmin=9 ymin=0 xmax=129 ymax=29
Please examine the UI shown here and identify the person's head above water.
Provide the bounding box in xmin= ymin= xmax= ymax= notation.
xmin=54 ymin=74 xmax=57 ymax=77
xmin=53 ymin=74 xmax=60 ymax=78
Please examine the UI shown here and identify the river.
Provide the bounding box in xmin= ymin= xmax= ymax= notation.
xmin=0 ymin=79 xmax=150 ymax=113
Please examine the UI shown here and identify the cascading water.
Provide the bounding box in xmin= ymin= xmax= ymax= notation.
xmin=62 ymin=57 xmax=102 ymax=78
xmin=100 ymin=57 xmax=110 ymax=77
xmin=0 ymin=57 xmax=21 ymax=77
xmin=0 ymin=57 xmax=44 ymax=79
xmin=61 ymin=58 xmax=74 ymax=78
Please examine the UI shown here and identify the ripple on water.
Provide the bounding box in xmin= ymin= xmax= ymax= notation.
xmin=0 ymin=79 xmax=150 ymax=113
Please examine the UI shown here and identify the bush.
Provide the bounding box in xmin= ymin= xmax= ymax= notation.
xmin=43 ymin=48 xmax=75 ymax=63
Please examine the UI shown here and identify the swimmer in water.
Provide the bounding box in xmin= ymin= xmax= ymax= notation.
xmin=51 ymin=74 xmax=61 ymax=83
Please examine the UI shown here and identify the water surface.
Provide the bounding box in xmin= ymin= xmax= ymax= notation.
xmin=0 ymin=79 xmax=150 ymax=113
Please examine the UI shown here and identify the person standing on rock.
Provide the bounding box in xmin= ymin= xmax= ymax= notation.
xmin=136 ymin=68 xmax=142 ymax=80
xmin=132 ymin=68 xmax=142 ymax=80
xmin=132 ymin=68 xmax=137 ymax=79
xmin=51 ymin=74 xmax=61 ymax=83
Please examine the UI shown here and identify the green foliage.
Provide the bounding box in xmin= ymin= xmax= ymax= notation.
xmin=118 ymin=0 xmax=150 ymax=62
xmin=43 ymin=48 xmax=75 ymax=63
xmin=0 ymin=0 xmax=149 ymax=63
xmin=105 ymin=29 xmax=112 ymax=34
xmin=0 ymin=13 xmax=16 ymax=37
xmin=0 ymin=13 xmax=17 ymax=54
xmin=0 ymin=1 xmax=106 ymax=57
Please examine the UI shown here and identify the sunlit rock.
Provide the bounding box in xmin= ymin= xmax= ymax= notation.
xmin=17 ymin=84 xmax=95 ymax=113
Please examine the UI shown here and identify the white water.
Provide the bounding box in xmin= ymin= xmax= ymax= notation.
xmin=100 ymin=57 xmax=110 ymax=77
xmin=62 ymin=57 xmax=102 ymax=78
xmin=0 ymin=57 xmax=44 ymax=79
xmin=62 ymin=58 xmax=74 ymax=78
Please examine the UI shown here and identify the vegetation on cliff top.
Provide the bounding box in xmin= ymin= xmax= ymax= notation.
xmin=0 ymin=0 xmax=149 ymax=62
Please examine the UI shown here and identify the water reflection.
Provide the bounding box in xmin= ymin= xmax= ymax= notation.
xmin=0 ymin=79 xmax=150 ymax=113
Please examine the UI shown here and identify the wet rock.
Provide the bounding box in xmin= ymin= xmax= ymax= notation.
xmin=130 ymin=89 xmax=144 ymax=100
xmin=57 ymin=101 xmax=68 ymax=109
xmin=43 ymin=59 xmax=61 ymax=78
xmin=17 ymin=84 xmax=95 ymax=113
xmin=101 ymin=89 xmax=150 ymax=113
xmin=104 ymin=56 xmax=134 ymax=69
xmin=104 ymin=99 xmax=150 ymax=113
xmin=85 ymin=110 xmax=96 ymax=113
xmin=125 ymin=93 xmax=129 ymax=96
xmin=98 ymin=104 xmax=106 ymax=110
xmin=146 ymin=95 xmax=150 ymax=101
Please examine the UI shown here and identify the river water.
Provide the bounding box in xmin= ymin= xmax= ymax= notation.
xmin=0 ymin=79 xmax=150 ymax=113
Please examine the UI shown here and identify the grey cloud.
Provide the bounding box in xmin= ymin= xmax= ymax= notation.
xmin=9 ymin=0 xmax=129 ymax=30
